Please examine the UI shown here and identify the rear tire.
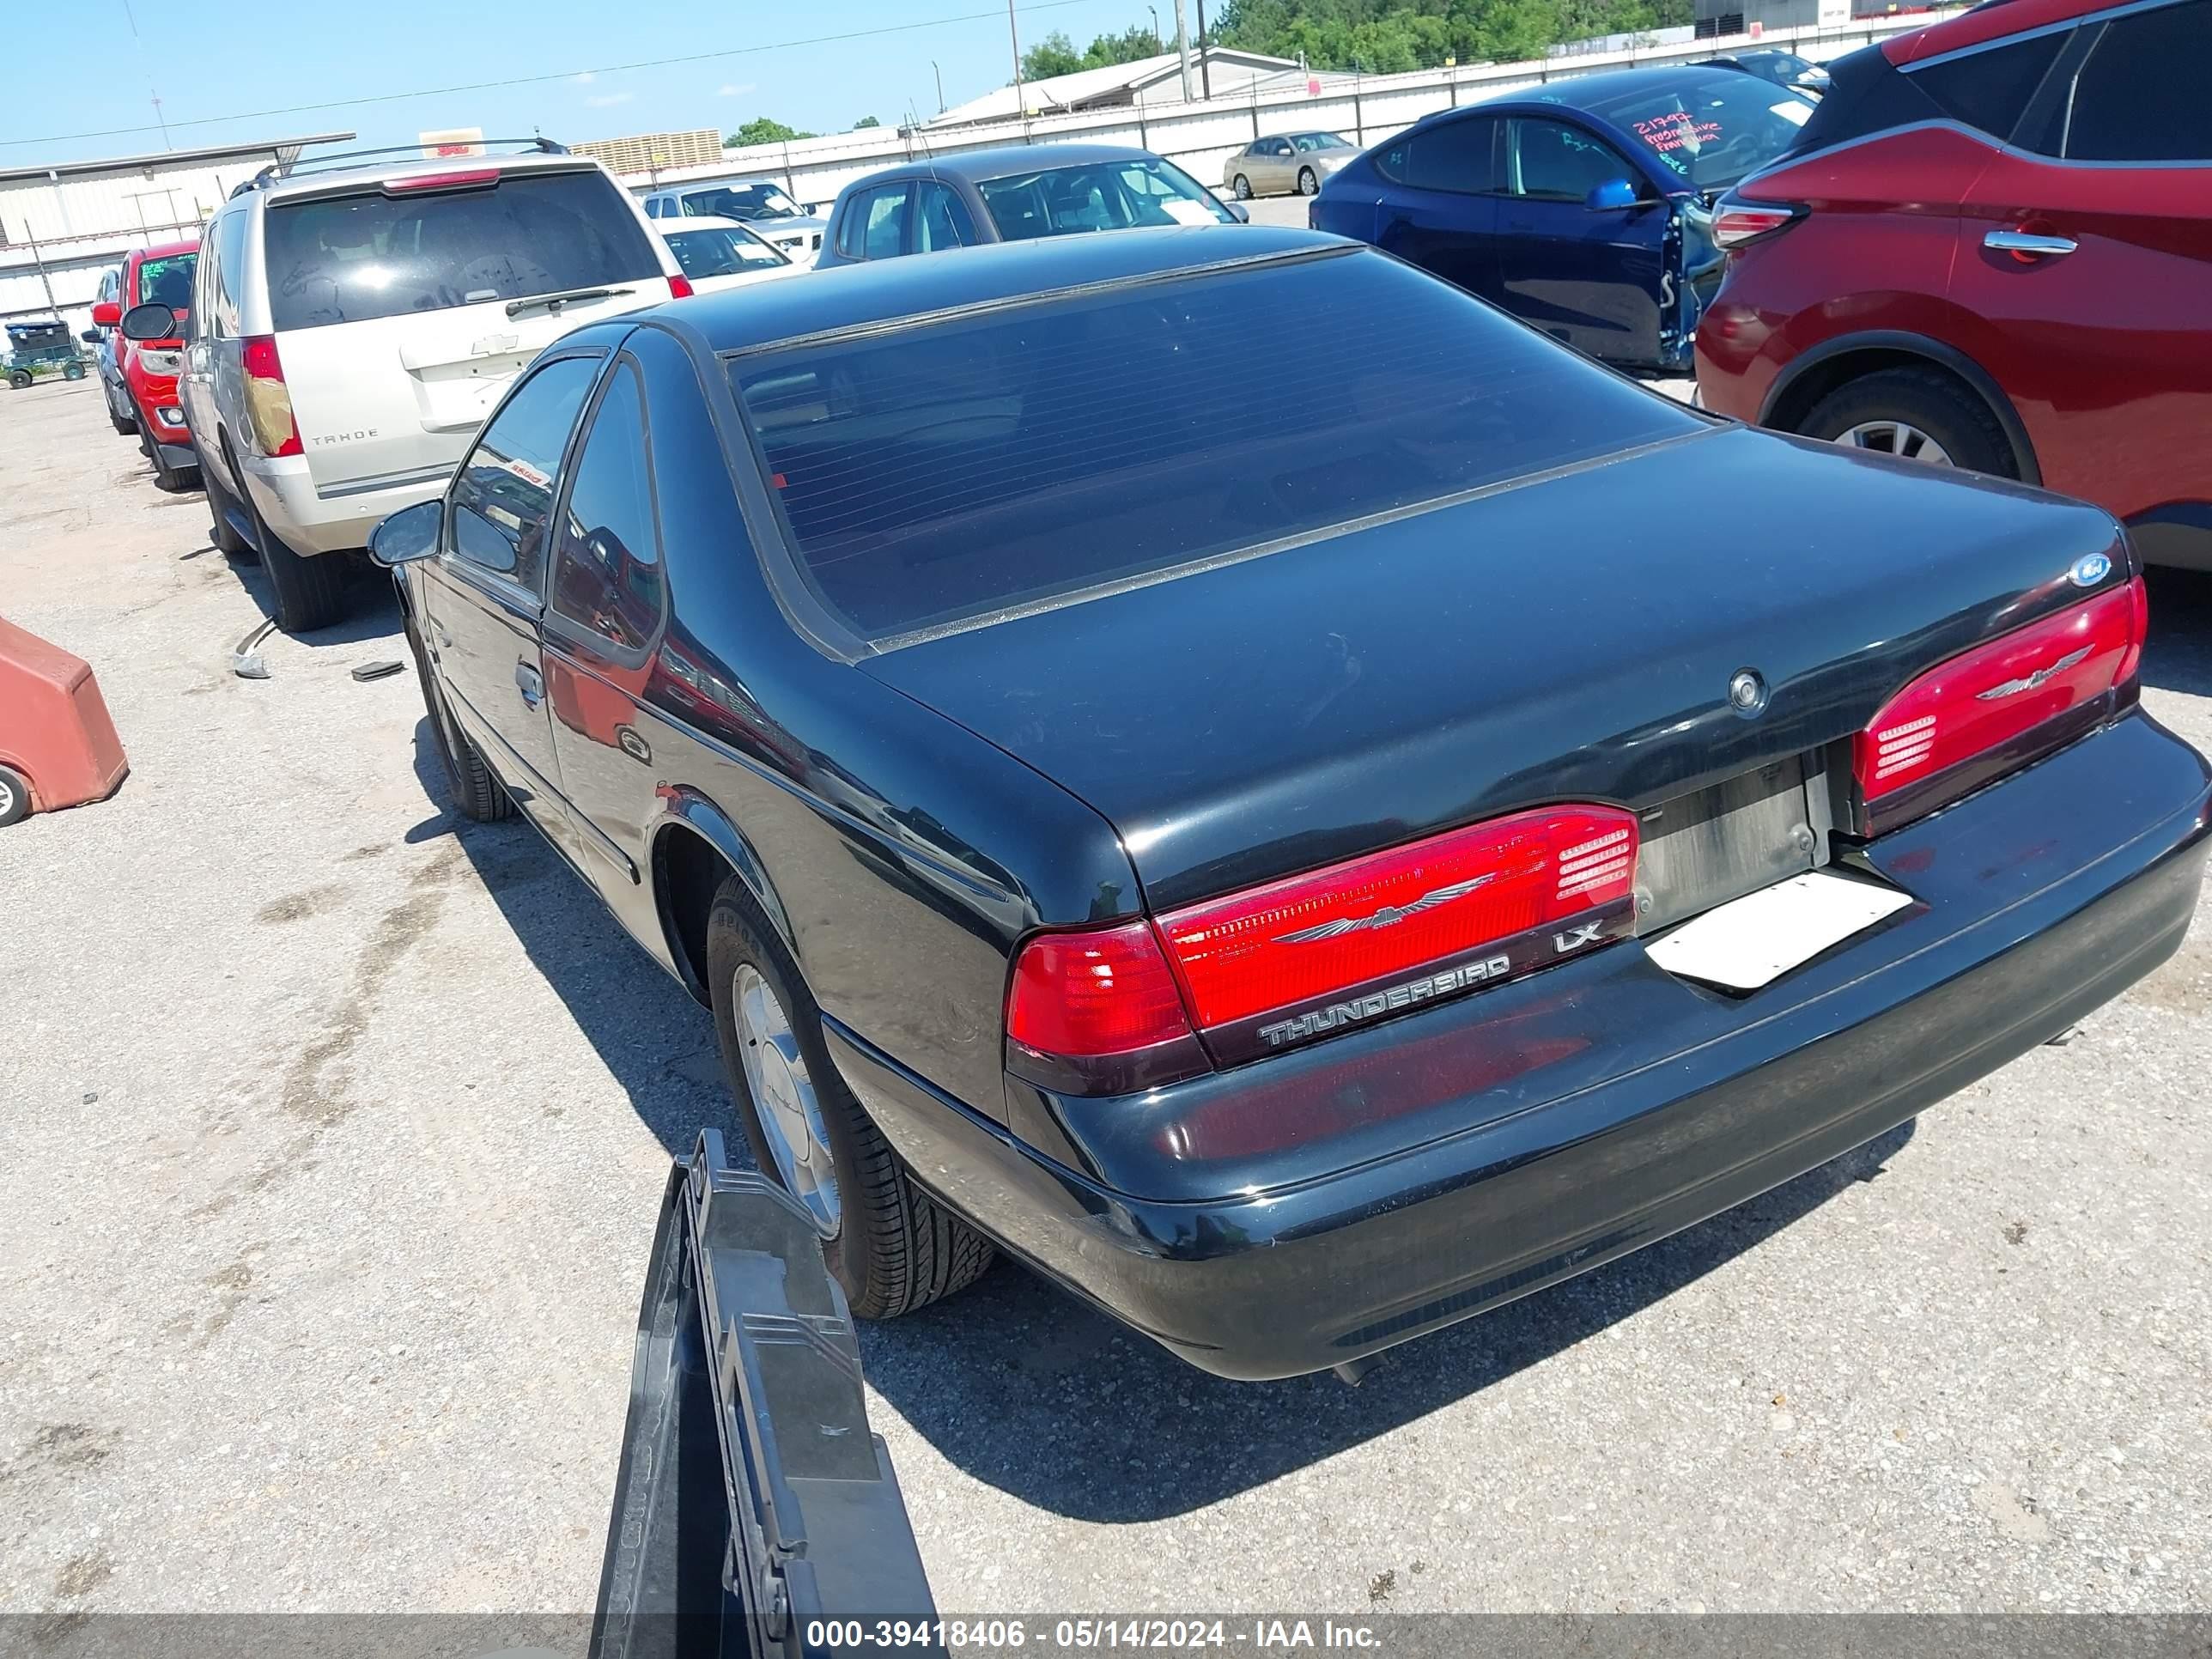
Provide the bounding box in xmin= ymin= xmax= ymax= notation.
xmin=1232 ymin=173 xmax=1252 ymax=200
xmin=1797 ymin=367 xmax=2015 ymax=477
xmin=706 ymin=880 xmax=994 ymax=1320
xmin=7 ymin=370 xmax=30 ymax=391
xmin=0 ymin=763 xmax=30 ymax=827
xmin=108 ymin=401 xmax=137 ymax=436
xmin=227 ymin=437 xmax=346 ymax=630
xmin=403 ymin=610 xmax=513 ymax=822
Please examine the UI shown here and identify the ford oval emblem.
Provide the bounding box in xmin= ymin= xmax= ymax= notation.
xmin=2069 ymin=551 xmax=2112 ymax=588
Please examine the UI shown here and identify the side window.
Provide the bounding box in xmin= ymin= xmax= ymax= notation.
xmin=1912 ymin=31 xmax=2066 ymax=142
xmin=915 ymin=181 xmax=976 ymax=252
xmin=1510 ymin=118 xmax=1638 ymax=200
xmin=1268 ymin=137 xmax=1294 ymax=157
xmin=861 ymin=183 xmax=912 ymax=260
xmin=550 ymin=362 xmax=662 ymax=655
xmin=210 ymin=209 xmax=248 ymax=339
xmin=2065 ymin=0 xmax=2212 ymax=161
xmin=447 ymin=355 xmax=603 ymax=591
xmin=836 ymin=189 xmax=874 ymax=258
xmin=1378 ymin=117 xmax=1499 ymax=193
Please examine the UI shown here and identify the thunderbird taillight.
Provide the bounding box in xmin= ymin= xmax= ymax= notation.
xmin=1005 ymin=805 xmax=1640 ymax=1093
xmin=1854 ymin=575 xmax=2146 ymax=835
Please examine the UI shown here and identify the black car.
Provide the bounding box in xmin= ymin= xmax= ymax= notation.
xmin=372 ymin=224 xmax=2209 ymax=1382
xmin=812 ymin=142 xmax=1243 ymax=268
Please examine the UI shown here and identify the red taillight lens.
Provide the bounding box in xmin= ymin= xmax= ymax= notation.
xmin=1006 ymin=921 xmax=1205 ymax=1092
xmin=240 ymin=334 xmax=301 ymax=459
xmin=1855 ymin=576 xmax=2145 ymax=834
xmin=1713 ymin=199 xmax=1805 ymax=250
xmin=667 ymin=273 xmax=695 ymax=300
xmin=384 ymin=168 xmax=500 ymax=193
xmin=1157 ymin=805 xmax=1638 ymax=1042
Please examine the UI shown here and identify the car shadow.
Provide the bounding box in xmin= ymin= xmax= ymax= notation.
xmin=407 ymin=718 xmax=741 ymax=1159
xmin=2142 ymin=567 xmax=2212 ymax=700
xmin=855 ymin=1120 xmax=1914 ymax=1522
xmin=220 ymin=549 xmax=407 ymax=647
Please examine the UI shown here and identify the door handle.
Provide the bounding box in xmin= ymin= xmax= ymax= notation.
xmin=1984 ymin=228 xmax=2076 ymax=259
xmin=514 ymin=661 xmax=544 ymax=708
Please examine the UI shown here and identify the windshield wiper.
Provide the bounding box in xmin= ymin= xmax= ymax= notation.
xmin=506 ymin=284 xmax=635 ymax=319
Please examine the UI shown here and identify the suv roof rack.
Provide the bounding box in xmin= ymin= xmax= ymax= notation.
xmin=234 ymin=137 xmax=568 ymax=196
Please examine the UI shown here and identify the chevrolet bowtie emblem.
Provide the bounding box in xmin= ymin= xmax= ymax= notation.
xmin=1275 ymin=875 xmax=1495 ymax=945
xmin=1976 ymin=646 xmax=2090 ymax=702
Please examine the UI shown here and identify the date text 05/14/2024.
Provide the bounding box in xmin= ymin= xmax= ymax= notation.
xmin=805 ymin=1619 xmax=1384 ymax=1650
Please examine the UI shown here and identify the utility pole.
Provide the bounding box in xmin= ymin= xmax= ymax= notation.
xmin=932 ymin=60 xmax=945 ymax=112
xmin=1172 ymin=0 xmax=1194 ymax=100
xmin=1195 ymin=0 xmax=1212 ymax=98
xmin=1148 ymin=4 xmax=1159 ymax=49
xmin=1007 ymin=0 xmax=1030 ymax=139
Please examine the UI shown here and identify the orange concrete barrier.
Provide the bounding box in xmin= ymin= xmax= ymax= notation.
xmin=0 ymin=617 xmax=128 ymax=824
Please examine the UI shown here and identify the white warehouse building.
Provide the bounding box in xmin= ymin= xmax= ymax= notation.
xmin=0 ymin=132 xmax=352 ymax=335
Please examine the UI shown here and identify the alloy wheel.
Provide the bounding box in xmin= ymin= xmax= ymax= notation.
xmin=1836 ymin=420 xmax=1954 ymax=466
xmin=733 ymin=963 xmax=840 ymax=1237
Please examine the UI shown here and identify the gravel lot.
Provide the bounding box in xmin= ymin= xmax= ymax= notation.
xmin=3 ymin=359 xmax=2210 ymax=1623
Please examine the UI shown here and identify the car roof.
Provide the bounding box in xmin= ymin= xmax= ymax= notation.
xmin=660 ymin=174 xmax=781 ymax=195
xmin=257 ymin=149 xmax=603 ymax=204
xmin=126 ymin=238 xmax=199 ymax=264
xmin=843 ymin=142 xmax=1168 ymax=190
xmin=1883 ymin=0 xmax=2106 ymax=64
xmin=672 ymin=223 xmax=1342 ymax=354
xmin=1434 ymin=61 xmax=1751 ymax=119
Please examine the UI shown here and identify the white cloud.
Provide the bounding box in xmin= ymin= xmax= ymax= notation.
xmin=573 ymin=70 xmax=597 ymax=84
xmin=585 ymin=90 xmax=635 ymax=107
xmin=716 ymin=82 xmax=757 ymax=98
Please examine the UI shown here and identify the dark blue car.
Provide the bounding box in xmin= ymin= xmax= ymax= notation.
xmin=1310 ymin=64 xmax=1815 ymax=372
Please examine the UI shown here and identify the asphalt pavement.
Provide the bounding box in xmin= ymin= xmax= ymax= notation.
xmin=3 ymin=362 xmax=2209 ymax=1623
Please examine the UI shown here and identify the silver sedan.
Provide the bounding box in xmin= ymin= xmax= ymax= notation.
xmin=1221 ymin=131 xmax=1359 ymax=199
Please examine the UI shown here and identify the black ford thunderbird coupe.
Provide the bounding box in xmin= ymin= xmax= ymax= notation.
xmin=373 ymin=225 xmax=2209 ymax=1381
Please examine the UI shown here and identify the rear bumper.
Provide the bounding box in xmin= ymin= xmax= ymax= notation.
xmin=240 ymin=453 xmax=451 ymax=556
xmin=835 ymin=710 xmax=2210 ymax=1380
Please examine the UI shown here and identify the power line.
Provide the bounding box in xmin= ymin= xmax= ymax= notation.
xmin=0 ymin=0 xmax=1097 ymax=150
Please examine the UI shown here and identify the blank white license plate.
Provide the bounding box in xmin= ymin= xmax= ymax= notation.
xmin=1645 ymin=870 xmax=1914 ymax=992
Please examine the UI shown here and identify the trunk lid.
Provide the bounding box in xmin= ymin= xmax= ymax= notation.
xmin=864 ymin=425 xmax=2127 ymax=912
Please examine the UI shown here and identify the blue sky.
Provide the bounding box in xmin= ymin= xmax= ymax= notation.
xmin=5 ymin=0 xmax=1162 ymax=166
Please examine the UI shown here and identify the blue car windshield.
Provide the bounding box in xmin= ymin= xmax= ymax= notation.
xmin=728 ymin=247 xmax=1702 ymax=645
xmin=1547 ymin=70 xmax=1815 ymax=191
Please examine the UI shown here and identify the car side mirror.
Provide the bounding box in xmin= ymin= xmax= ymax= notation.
xmin=119 ymin=302 xmax=177 ymax=341
xmin=1585 ymin=178 xmax=1640 ymax=211
xmin=81 ymin=329 xmax=101 ymax=343
xmin=368 ymin=501 xmax=443 ymax=568
xmin=92 ymin=301 xmax=122 ymax=328
xmin=1225 ymin=201 xmax=1250 ymax=223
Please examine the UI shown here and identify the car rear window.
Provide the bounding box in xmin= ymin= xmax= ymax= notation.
xmin=264 ymin=169 xmax=661 ymax=331
xmin=975 ymin=157 xmax=1236 ymax=240
xmin=1547 ymin=70 xmax=1815 ymax=191
xmin=665 ymin=225 xmax=788 ymax=279
xmin=728 ymin=247 xmax=1701 ymax=645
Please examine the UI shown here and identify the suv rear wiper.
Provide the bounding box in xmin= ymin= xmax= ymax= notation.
xmin=506 ymin=284 xmax=635 ymax=319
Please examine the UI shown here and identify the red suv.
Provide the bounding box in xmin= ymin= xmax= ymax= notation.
xmin=90 ymin=238 xmax=199 ymax=492
xmin=1696 ymin=0 xmax=2212 ymax=568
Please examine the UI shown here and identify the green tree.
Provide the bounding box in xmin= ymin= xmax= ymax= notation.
xmin=1019 ymin=23 xmax=1169 ymax=82
xmin=854 ymin=115 xmax=882 ymax=129
xmin=724 ymin=117 xmax=817 ymax=149
xmin=1212 ymin=0 xmax=1675 ymax=69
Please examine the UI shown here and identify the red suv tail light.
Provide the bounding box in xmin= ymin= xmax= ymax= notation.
xmin=1854 ymin=576 xmax=2147 ymax=836
xmin=1713 ymin=196 xmax=1806 ymax=250
xmin=667 ymin=274 xmax=695 ymax=300
xmin=1005 ymin=806 xmax=1640 ymax=1094
xmin=240 ymin=334 xmax=301 ymax=459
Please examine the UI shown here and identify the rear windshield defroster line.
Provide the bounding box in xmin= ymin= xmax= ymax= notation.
xmin=726 ymin=248 xmax=1701 ymax=646
xmin=264 ymin=170 xmax=661 ymax=331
